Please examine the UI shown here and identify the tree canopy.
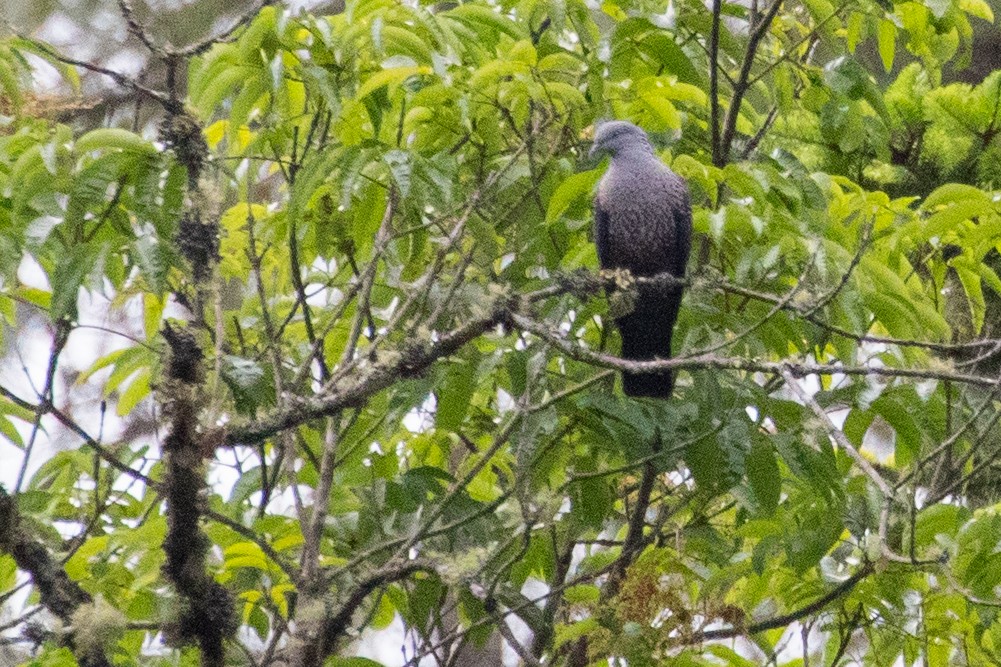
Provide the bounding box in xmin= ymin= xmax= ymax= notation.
xmin=2 ymin=0 xmax=1001 ymax=665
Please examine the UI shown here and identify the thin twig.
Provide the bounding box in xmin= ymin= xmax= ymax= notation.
xmin=16 ymin=322 xmax=70 ymax=492
xmin=719 ymin=0 xmax=784 ymax=164
xmin=692 ymin=561 xmax=874 ymax=642
xmin=204 ymin=509 xmax=298 ymax=582
xmin=117 ymin=0 xmax=165 ymax=55
xmin=16 ymin=36 xmax=172 ymax=109
xmin=709 ymin=0 xmax=723 ymax=166
xmin=300 ymin=416 xmax=341 ymax=585
xmin=781 ymin=368 xmax=893 ymax=498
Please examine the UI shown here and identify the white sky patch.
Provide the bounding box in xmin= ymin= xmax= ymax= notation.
xmin=404 ymin=394 xmax=436 ymax=433
xmin=104 ymin=48 xmax=147 ymax=78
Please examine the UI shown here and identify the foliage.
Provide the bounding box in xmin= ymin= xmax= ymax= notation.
xmin=1 ymin=0 xmax=1001 ymax=665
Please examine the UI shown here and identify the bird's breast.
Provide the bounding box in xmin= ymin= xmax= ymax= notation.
xmin=599 ymin=163 xmax=685 ymax=276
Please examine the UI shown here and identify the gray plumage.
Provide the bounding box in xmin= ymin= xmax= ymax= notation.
xmin=590 ymin=121 xmax=692 ymax=398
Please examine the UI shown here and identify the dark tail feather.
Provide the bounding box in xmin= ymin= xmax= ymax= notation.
xmin=622 ymin=366 xmax=674 ymax=398
xmin=617 ymin=292 xmax=681 ymax=399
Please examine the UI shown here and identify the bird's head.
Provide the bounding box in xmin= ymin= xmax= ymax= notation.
xmin=589 ymin=121 xmax=655 ymax=160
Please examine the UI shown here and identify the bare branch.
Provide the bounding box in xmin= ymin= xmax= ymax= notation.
xmin=226 ymin=301 xmax=508 ymax=445
xmin=292 ymin=560 xmax=435 ymax=666
xmin=117 ymin=0 xmax=165 ymax=55
xmin=511 ymin=311 xmax=1001 ymax=390
xmin=781 ymin=368 xmax=894 ymax=498
xmin=496 ymin=616 xmax=543 ymax=667
xmin=226 ymin=269 xmax=1001 ymax=449
xmin=719 ymin=0 xmax=784 ymax=164
xmin=15 ymin=35 xmax=173 ymax=109
xmin=174 ymin=0 xmax=278 ymax=57
xmin=300 ymin=416 xmax=341 ymax=585
xmin=604 ymin=447 xmax=657 ymax=596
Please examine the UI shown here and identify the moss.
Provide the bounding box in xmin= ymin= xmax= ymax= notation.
xmin=70 ymin=597 xmax=126 ymax=661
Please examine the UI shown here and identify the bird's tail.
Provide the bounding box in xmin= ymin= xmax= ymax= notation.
xmin=617 ymin=291 xmax=681 ymax=399
xmin=622 ymin=366 xmax=673 ymax=398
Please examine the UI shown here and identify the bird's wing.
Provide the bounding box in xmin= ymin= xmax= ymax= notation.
xmin=672 ymin=187 xmax=693 ymax=277
xmin=594 ymin=190 xmax=612 ymax=268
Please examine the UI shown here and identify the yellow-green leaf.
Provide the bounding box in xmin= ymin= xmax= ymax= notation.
xmin=546 ymin=169 xmax=601 ymax=224
xmin=76 ymin=128 xmax=155 ymax=155
xmin=878 ymin=20 xmax=897 ymax=72
xmin=356 ymin=66 xmax=431 ymax=99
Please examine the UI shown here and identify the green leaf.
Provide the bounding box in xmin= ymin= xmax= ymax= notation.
xmin=923 ymin=183 xmax=993 ymax=210
xmin=64 ymin=535 xmax=109 ymax=580
xmin=224 ymin=542 xmax=271 ymax=572
xmin=846 ymin=13 xmax=864 ymax=52
xmin=978 ymin=262 xmax=1001 ymax=296
xmin=915 ymin=504 xmax=966 ymax=548
xmin=554 ymin=618 xmax=599 ymax=651
xmin=356 ymin=66 xmax=431 ymax=99
xmin=287 ymin=147 xmax=347 ymax=225
xmin=802 ymin=0 xmax=839 ymax=43
xmin=823 ymin=56 xmax=890 ymax=122
xmin=872 ymin=391 xmax=923 ymax=467
xmin=132 ymin=233 xmax=177 ymax=294
xmin=877 ymin=20 xmax=897 ymax=72
xmin=65 ymin=151 xmax=129 ymax=232
xmin=50 ymin=243 xmax=91 ymax=321
xmin=10 ymin=38 xmax=81 ymax=90
xmin=924 ymin=199 xmax=990 ymax=240
xmin=143 ymin=293 xmax=164 ymax=341
xmin=959 ymin=0 xmax=994 ymax=21
xmin=0 ymin=57 xmax=23 ymax=112
xmin=75 ymin=128 xmax=156 ymax=155
xmin=384 ymin=149 xmax=412 ymax=198
xmin=954 ymin=264 xmax=986 ymax=333
xmin=229 ymin=466 xmax=263 ymax=505
xmin=746 ymin=440 xmax=780 ymax=516
xmin=382 ymin=25 xmax=434 ymax=64
xmin=637 ymin=90 xmax=681 ymax=130
xmin=116 ymin=367 xmax=151 ymax=416
xmin=569 ymin=475 xmax=614 ymax=530
xmin=563 ymin=584 xmax=600 ymax=604
xmin=445 ymin=4 xmax=526 ymax=40
xmin=237 ymin=5 xmax=277 ymax=62
xmin=546 ymin=169 xmax=601 ymax=224
xmin=0 ymin=416 xmax=24 ymax=448
xmin=222 ymin=355 xmax=277 ymax=417
xmin=435 ymin=359 xmax=477 ymax=431
xmin=369 ymin=594 xmax=396 ymax=630
xmin=193 ymin=64 xmax=254 ymax=117
xmin=635 ymin=32 xmax=703 ymax=85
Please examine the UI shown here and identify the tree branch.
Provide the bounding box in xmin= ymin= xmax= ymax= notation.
xmin=692 ymin=561 xmax=873 ymax=642
xmin=292 ymin=560 xmax=434 ymax=666
xmin=117 ymin=0 xmax=165 ymax=56
xmin=225 ymin=268 xmax=1001 ymax=448
xmin=710 ymin=0 xmax=723 ymax=166
xmin=0 ymin=486 xmax=112 ymax=667
xmin=605 ymin=434 xmax=661 ymax=597
xmin=719 ymin=0 xmax=784 ymax=164
xmin=16 ymin=36 xmax=173 ymax=109
xmin=781 ymin=369 xmax=894 ymax=498
xmin=511 ymin=311 xmax=1001 ymax=390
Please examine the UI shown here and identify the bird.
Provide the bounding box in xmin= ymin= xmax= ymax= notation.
xmin=590 ymin=121 xmax=692 ymax=398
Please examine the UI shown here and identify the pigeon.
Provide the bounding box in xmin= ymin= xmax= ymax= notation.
xmin=590 ymin=121 xmax=692 ymax=398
